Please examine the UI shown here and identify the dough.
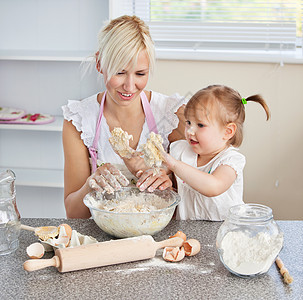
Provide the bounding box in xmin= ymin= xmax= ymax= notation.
xmin=109 ymin=127 xmax=135 ymax=158
xmin=95 ymin=192 xmax=169 ymax=213
xmin=109 ymin=128 xmax=165 ymax=173
xmin=140 ymin=132 xmax=165 ymax=170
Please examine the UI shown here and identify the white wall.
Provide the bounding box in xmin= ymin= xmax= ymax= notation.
xmin=0 ymin=0 xmax=108 ymax=218
xmin=148 ymin=60 xmax=303 ymax=220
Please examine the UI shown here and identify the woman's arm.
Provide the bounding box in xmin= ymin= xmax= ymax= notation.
xmin=135 ymin=104 xmax=186 ymax=192
xmin=121 ymin=154 xmax=173 ymax=192
xmin=62 ymin=120 xmax=92 ymax=218
xmin=121 ymin=155 xmax=147 ymax=176
xmin=165 ymin=154 xmax=237 ymax=197
xmin=168 ymin=104 xmax=186 ymax=143
xmin=63 ymin=120 xmax=130 ymax=218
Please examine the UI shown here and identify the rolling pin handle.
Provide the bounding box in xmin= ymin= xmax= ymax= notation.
xmin=23 ymin=256 xmax=60 ymax=272
xmin=155 ymin=237 xmax=184 ymax=249
xmin=20 ymin=224 xmax=36 ymax=232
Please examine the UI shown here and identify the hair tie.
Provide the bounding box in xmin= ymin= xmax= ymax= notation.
xmin=241 ymin=98 xmax=247 ymax=105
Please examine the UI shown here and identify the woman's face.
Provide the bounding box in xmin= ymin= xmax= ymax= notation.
xmin=104 ymin=50 xmax=150 ymax=107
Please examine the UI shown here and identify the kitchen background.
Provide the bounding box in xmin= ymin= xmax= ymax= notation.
xmin=0 ymin=0 xmax=302 ymax=220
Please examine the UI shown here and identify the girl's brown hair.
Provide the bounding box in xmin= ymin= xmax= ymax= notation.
xmin=184 ymin=85 xmax=270 ymax=147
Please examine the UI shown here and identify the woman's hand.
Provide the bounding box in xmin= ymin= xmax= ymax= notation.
xmin=161 ymin=152 xmax=178 ymax=172
xmin=135 ymin=167 xmax=172 ymax=192
xmin=87 ymin=163 xmax=129 ymax=194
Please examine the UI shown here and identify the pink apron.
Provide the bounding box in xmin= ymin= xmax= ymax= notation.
xmin=89 ymin=91 xmax=158 ymax=173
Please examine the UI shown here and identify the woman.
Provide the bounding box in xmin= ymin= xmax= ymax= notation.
xmin=62 ymin=15 xmax=186 ymax=218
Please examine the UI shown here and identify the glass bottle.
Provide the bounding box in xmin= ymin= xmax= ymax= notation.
xmin=0 ymin=169 xmax=21 ymax=255
xmin=216 ymin=203 xmax=283 ymax=278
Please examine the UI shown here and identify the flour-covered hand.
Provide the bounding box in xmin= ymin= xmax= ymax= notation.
xmin=88 ymin=163 xmax=129 ymax=194
xmin=109 ymin=127 xmax=136 ymax=159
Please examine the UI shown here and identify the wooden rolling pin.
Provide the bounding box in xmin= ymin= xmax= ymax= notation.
xmin=23 ymin=235 xmax=184 ymax=273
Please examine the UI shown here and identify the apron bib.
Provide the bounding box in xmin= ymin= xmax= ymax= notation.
xmin=89 ymin=91 xmax=158 ymax=173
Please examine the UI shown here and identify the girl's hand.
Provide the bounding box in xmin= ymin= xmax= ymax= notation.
xmin=87 ymin=163 xmax=129 ymax=194
xmin=136 ymin=168 xmax=172 ymax=192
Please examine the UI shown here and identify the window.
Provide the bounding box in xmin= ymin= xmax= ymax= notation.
xmin=110 ymin=0 xmax=303 ymax=63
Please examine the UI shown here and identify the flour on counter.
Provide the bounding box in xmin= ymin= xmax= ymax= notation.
xmin=220 ymin=231 xmax=283 ymax=275
xmin=137 ymin=257 xmax=196 ymax=270
xmin=101 ymin=257 xmax=212 ymax=275
xmin=113 ymin=267 xmax=150 ymax=275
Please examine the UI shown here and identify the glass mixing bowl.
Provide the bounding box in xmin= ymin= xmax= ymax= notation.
xmin=83 ymin=187 xmax=181 ymax=238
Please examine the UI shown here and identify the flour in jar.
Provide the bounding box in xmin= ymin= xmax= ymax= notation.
xmin=95 ymin=192 xmax=171 ymax=213
xmin=220 ymin=230 xmax=283 ymax=275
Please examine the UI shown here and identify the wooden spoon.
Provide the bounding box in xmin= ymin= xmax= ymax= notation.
xmin=21 ymin=224 xmax=59 ymax=241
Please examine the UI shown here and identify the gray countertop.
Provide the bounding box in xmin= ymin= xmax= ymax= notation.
xmin=1 ymin=219 xmax=302 ymax=300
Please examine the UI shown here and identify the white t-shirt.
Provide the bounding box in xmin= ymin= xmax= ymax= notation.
xmin=62 ymin=91 xmax=186 ymax=179
xmin=170 ymin=140 xmax=246 ymax=221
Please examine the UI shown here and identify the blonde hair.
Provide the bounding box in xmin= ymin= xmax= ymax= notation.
xmin=96 ymin=15 xmax=155 ymax=81
xmin=184 ymin=85 xmax=271 ymax=147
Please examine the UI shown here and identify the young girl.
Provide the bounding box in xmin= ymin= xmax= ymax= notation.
xmin=163 ymin=85 xmax=270 ymax=221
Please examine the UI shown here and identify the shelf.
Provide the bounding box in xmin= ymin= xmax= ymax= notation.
xmin=0 ymin=50 xmax=94 ymax=62
xmin=0 ymin=116 xmax=63 ymax=131
xmin=10 ymin=167 xmax=64 ymax=188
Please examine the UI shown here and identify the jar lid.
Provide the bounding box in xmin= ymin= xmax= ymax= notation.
xmin=0 ymin=169 xmax=15 ymax=184
xmin=0 ymin=169 xmax=16 ymax=199
xmin=228 ymin=203 xmax=273 ymax=224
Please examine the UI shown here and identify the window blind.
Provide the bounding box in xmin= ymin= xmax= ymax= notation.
xmin=110 ymin=0 xmax=302 ymax=55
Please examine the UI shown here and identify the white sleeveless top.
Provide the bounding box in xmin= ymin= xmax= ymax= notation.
xmin=170 ymin=140 xmax=246 ymax=221
xmin=62 ymin=91 xmax=186 ymax=177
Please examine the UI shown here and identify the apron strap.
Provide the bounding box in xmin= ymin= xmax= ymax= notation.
xmin=140 ymin=91 xmax=158 ymax=134
xmin=89 ymin=91 xmax=106 ymax=173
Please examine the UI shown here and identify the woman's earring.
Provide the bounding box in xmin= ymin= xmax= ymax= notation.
xmin=96 ymin=61 xmax=101 ymax=73
xmin=95 ymin=51 xmax=101 ymax=73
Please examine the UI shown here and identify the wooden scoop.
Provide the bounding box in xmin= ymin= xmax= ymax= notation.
xmin=23 ymin=235 xmax=184 ymax=273
xmin=21 ymin=224 xmax=59 ymax=241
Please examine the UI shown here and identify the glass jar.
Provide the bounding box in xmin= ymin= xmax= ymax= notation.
xmin=216 ymin=203 xmax=283 ymax=278
xmin=0 ymin=170 xmax=21 ymax=255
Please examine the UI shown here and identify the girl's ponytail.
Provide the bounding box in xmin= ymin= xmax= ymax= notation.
xmin=245 ymin=95 xmax=270 ymax=121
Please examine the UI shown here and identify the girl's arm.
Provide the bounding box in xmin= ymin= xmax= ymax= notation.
xmin=62 ymin=120 xmax=92 ymax=218
xmin=165 ymin=154 xmax=237 ymax=197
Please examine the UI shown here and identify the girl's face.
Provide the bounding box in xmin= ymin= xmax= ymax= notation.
xmin=103 ymin=50 xmax=149 ymax=107
xmin=185 ymin=107 xmax=228 ymax=158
